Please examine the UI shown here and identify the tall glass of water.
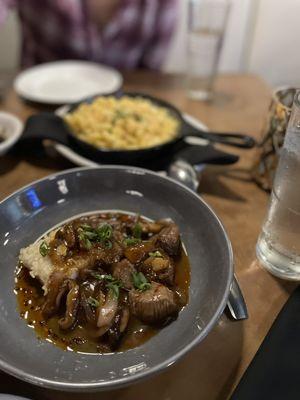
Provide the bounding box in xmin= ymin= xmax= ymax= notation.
xmin=256 ymin=90 xmax=300 ymax=280
xmin=186 ymin=0 xmax=230 ymax=101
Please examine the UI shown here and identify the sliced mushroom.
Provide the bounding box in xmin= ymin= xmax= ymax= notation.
xmin=56 ymin=223 xmax=77 ymax=249
xmin=58 ymin=281 xmax=80 ymax=330
xmin=42 ymin=269 xmax=66 ymax=317
xmin=96 ymin=290 xmax=118 ymax=334
xmin=107 ymin=306 xmax=130 ymax=349
xmin=48 ymin=239 xmax=66 ymax=267
xmin=119 ymin=307 xmax=130 ymax=333
xmin=129 ymin=220 xmax=163 ymax=235
xmin=124 ymin=241 xmax=155 ymax=264
xmin=156 ymin=224 xmax=180 ymax=256
xmin=112 ymin=259 xmax=136 ymax=290
xmin=113 ymin=229 xmax=125 ymax=244
xmin=80 ymin=280 xmax=101 ymax=324
xmin=66 ymin=254 xmax=93 ymax=271
xmin=55 ymin=280 xmax=69 ymax=308
xmin=35 ymin=213 xmax=186 ymax=351
xmin=91 ymin=241 xmax=124 ymax=265
xmin=141 ymin=221 xmax=164 ymax=234
xmin=129 ymin=282 xmax=179 ymax=324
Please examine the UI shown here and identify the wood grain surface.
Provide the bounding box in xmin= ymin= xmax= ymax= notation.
xmin=0 ymin=72 xmax=296 ymax=400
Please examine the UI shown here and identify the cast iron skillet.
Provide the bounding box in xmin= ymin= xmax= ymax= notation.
xmin=22 ymin=92 xmax=256 ymax=165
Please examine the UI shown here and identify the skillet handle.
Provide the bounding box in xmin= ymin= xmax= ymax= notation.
xmin=204 ymin=131 xmax=256 ymax=149
xmin=21 ymin=113 xmax=69 ymax=146
xmin=183 ymin=127 xmax=256 ymax=149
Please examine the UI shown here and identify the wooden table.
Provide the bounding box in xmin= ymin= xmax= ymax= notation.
xmin=0 ymin=72 xmax=296 ymax=400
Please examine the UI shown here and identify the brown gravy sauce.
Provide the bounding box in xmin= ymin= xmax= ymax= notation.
xmin=15 ymin=213 xmax=190 ymax=354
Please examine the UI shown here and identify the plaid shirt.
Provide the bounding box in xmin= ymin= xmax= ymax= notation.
xmin=0 ymin=0 xmax=178 ymax=69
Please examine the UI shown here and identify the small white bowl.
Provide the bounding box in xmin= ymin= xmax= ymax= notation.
xmin=0 ymin=112 xmax=23 ymax=156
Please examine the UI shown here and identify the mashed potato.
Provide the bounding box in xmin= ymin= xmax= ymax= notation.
xmin=64 ymin=96 xmax=179 ymax=150
xmin=19 ymin=230 xmax=57 ymax=293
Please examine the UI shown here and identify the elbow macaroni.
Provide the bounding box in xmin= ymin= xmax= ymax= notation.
xmin=64 ymin=96 xmax=179 ymax=150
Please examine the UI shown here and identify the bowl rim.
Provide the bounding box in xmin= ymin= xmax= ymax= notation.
xmin=0 ymin=111 xmax=24 ymax=154
xmin=0 ymin=165 xmax=233 ymax=391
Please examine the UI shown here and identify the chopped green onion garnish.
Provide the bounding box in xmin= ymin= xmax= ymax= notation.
xmin=87 ymin=297 xmax=99 ymax=308
xmin=96 ymin=224 xmax=113 ymax=241
xmin=91 ymin=272 xmax=104 ymax=280
xmin=107 ymin=282 xmax=120 ymax=299
xmin=149 ymin=251 xmax=163 ymax=258
xmin=39 ymin=241 xmax=49 ymax=257
xmin=133 ymin=223 xmax=142 ymax=239
xmin=123 ymin=237 xmax=141 ymax=246
xmin=91 ymin=273 xmax=121 ymax=298
xmin=80 ymin=224 xmax=94 ymax=230
xmin=91 ymin=273 xmax=114 ymax=282
xmin=77 ymin=223 xmax=113 ymax=249
xmin=104 ymin=239 xmax=113 ymax=249
xmin=132 ymin=271 xmax=151 ymax=291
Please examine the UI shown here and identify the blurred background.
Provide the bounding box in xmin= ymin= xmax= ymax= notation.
xmin=0 ymin=0 xmax=298 ymax=88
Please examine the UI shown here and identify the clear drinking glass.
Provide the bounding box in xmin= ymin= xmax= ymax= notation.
xmin=256 ymin=90 xmax=300 ymax=280
xmin=186 ymin=0 xmax=230 ymax=101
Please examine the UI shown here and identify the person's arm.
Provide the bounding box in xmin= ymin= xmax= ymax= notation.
xmin=141 ymin=0 xmax=179 ymax=70
xmin=0 ymin=0 xmax=16 ymax=25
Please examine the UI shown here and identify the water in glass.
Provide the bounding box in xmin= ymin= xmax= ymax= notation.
xmin=187 ymin=28 xmax=223 ymax=100
xmin=186 ymin=0 xmax=229 ymax=101
xmin=257 ymin=91 xmax=300 ymax=279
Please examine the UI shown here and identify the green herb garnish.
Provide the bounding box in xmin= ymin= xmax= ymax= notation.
xmin=92 ymin=273 xmax=114 ymax=281
xmin=81 ymin=230 xmax=98 ymax=240
xmin=104 ymin=239 xmax=113 ymax=249
xmin=149 ymin=251 xmax=163 ymax=258
xmin=133 ymin=113 xmax=143 ymax=122
xmin=107 ymin=282 xmax=120 ymax=299
xmin=91 ymin=272 xmax=104 ymax=280
xmin=132 ymin=272 xmax=151 ymax=291
xmin=87 ymin=297 xmax=99 ymax=308
xmin=91 ymin=273 xmax=121 ymax=298
xmin=112 ymin=109 xmax=127 ymax=124
xmin=80 ymin=223 xmax=94 ymax=230
xmin=123 ymin=237 xmax=141 ymax=246
xmin=39 ymin=241 xmax=50 ymax=257
xmin=77 ymin=223 xmax=113 ymax=249
xmin=96 ymin=224 xmax=113 ymax=241
xmin=133 ymin=223 xmax=142 ymax=239
xmin=78 ymin=227 xmax=93 ymax=249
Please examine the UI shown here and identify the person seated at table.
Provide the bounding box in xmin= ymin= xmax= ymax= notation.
xmin=0 ymin=0 xmax=178 ymax=69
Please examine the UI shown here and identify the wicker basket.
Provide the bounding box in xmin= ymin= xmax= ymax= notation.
xmin=251 ymin=87 xmax=297 ymax=191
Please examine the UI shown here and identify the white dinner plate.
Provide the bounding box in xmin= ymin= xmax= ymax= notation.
xmin=14 ymin=61 xmax=123 ymax=104
xmin=51 ymin=108 xmax=209 ymax=167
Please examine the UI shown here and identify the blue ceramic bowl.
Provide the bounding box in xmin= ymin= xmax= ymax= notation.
xmin=0 ymin=166 xmax=233 ymax=391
